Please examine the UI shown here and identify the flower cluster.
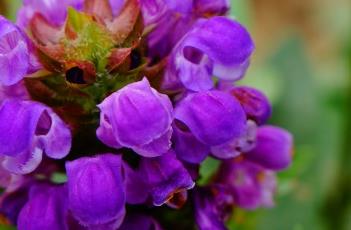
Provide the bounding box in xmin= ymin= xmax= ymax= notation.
xmin=0 ymin=0 xmax=293 ymax=229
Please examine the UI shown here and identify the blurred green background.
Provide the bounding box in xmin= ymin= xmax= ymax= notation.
xmin=1 ymin=0 xmax=350 ymax=229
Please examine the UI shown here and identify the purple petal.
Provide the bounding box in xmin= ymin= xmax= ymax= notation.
xmin=215 ymin=160 xmax=277 ymax=210
xmin=37 ymin=110 xmax=72 ymax=159
xmin=0 ymin=100 xmax=44 ymax=156
xmin=174 ymin=90 xmax=247 ymax=146
xmin=66 ymin=154 xmax=125 ymax=227
xmin=97 ymin=78 xmax=173 ymax=157
xmin=139 ymin=151 xmax=195 ymax=207
xmin=245 ymin=126 xmax=293 ymax=171
xmin=2 ymin=147 xmax=43 ymax=175
xmin=173 ymin=122 xmax=210 ymax=164
xmin=17 ymin=184 xmax=68 ymax=230
xmin=0 ymin=16 xmax=29 ymax=86
xmin=0 ymin=99 xmax=71 ymax=174
xmin=166 ymin=17 xmax=254 ymax=91
xmin=231 ymin=86 xmax=272 ymax=125
xmin=211 ymin=120 xmax=257 ymax=159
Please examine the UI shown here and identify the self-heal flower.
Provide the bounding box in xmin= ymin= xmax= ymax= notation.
xmin=0 ymin=99 xmax=71 ymax=174
xmin=245 ymin=125 xmax=293 ymax=170
xmin=140 ymin=151 xmax=195 ymax=207
xmin=231 ymin=86 xmax=272 ymax=125
xmin=66 ymin=154 xmax=125 ymax=229
xmin=97 ymin=78 xmax=173 ymax=157
xmin=0 ymin=17 xmax=31 ymax=86
xmin=163 ymin=16 xmax=254 ymax=91
xmin=215 ymin=159 xmax=277 ymax=210
xmin=174 ymin=90 xmax=246 ymax=163
xmin=125 ymin=151 xmax=195 ymax=208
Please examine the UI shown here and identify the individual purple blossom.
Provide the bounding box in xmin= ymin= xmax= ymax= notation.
xmin=0 ymin=16 xmax=33 ymax=86
xmin=17 ymin=184 xmax=68 ymax=230
xmin=231 ymin=86 xmax=272 ymax=125
xmin=0 ymin=99 xmax=72 ymax=174
xmin=97 ymin=78 xmax=173 ymax=157
xmin=215 ymin=159 xmax=277 ymax=210
xmin=173 ymin=90 xmax=246 ymax=163
xmin=163 ymin=16 xmax=254 ymax=92
xmin=245 ymin=125 xmax=293 ymax=170
xmin=125 ymin=151 xmax=195 ymax=208
xmin=66 ymin=154 xmax=126 ymax=229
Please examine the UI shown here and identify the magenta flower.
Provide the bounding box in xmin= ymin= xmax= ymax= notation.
xmin=0 ymin=99 xmax=71 ymax=174
xmin=173 ymin=90 xmax=247 ymax=163
xmin=66 ymin=154 xmax=126 ymax=229
xmin=163 ymin=17 xmax=254 ymax=91
xmin=97 ymin=78 xmax=173 ymax=157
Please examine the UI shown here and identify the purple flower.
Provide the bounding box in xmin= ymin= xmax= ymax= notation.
xmin=216 ymin=159 xmax=277 ymax=210
xmin=17 ymin=184 xmax=68 ymax=230
xmin=231 ymin=86 xmax=272 ymax=125
xmin=194 ymin=185 xmax=234 ymax=230
xmin=16 ymin=0 xmax=84 ymax=28
xmin=173 ymin=90 xmax=246 ymax=163
xmin=0 ymin=99 xmax=71 ymax=174
xmin=245 ymin=125 xmax=293 ymax=171
xmin=125 ymin=151 xmax=195 ymax=208
xmin=0 ymin=16 xmax=33 ymax=86
xmin=163 ymin=16 xmax=254 ymax=92
xmin=97 ymin=78 xmax=173 ymax=157
xmin=66 ymin=154 xmax=126 ymax=229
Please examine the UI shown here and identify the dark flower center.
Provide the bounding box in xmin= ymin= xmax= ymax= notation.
xmin=66 ymin=67 xmax=86 ymax=84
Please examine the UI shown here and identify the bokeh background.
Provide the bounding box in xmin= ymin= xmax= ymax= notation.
xmin=1 ymin=0 xmax=351 ymax=229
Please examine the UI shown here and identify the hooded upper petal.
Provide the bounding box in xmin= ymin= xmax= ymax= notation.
xmin=66 ymin=154 xmax=125 ymax=227
xmin=0 ymin=16 xmax=30 ymax=86
xmin=139 ymin=151 xmax=195 ymax=207
xmin=97 ymin=78 xmax=173 ymax=157
xmin=245 ymin=126 xmax=293 ymax=171
xmin=164 ymin=17 xmax=254 ymax=91
xmin=174 ymin=90 xmax=246 ymax=146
